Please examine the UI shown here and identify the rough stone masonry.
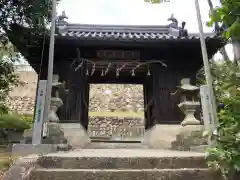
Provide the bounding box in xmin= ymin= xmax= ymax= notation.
xmin=6 ymin=71 xmax=144 ymax=114
xmin=6 ymin=70 xmax=145 ymax=139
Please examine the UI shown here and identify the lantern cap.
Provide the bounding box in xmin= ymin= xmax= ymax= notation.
xmin=171 ymin=78 xmax=199 ymax=96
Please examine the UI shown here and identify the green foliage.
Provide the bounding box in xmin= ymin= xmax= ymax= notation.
xmin=0 ymin=0 xmax=61 ymax=141
xmin=197 ymin=59 xmax=240 ymax=180
xmin=20 ymin=114 xmax=34 ymax=127
xmin=211 ymin=61 xmax=240 ymax=98
xmin=0 ymin=59 xmax=22 ymax=101
xmin=0 ymin=1 xmax=62 ymax=99
xmin=197 ymin=61 xmax=239 ymax=99
xmin=206 ymin=92 xmax=240 ymax=180
xmin=0 ymin=104 xmax=8 ymax=115
xmin=0 ymin=113 xmax=31 ymax=131
xmin=208 ymin=0 xmax=240 ymax=38
xmin=0 ymin=0 xmax=60 ymax=30
xmin=1 ymin=32 xmax=23 ymax=102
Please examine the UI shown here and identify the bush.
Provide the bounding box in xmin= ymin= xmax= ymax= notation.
xmin=206 ymin=92 xmax=240 ymax=180
xmin=0 ymin=104 xmax=8 ymax=115
xmin=20 ymin=114 xmax=34 ymax=127
xmin=0 ymin=114 xmax=31 ymax=131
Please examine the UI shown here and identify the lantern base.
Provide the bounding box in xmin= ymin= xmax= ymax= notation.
xmin=178 ymin=101 xmax=200 ymax=126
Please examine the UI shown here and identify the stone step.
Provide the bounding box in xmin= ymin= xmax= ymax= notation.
xmin=37 ymin=149 xmax=207 ymax=169
xmin=38 ymin=156 xmax=207 ymax=169
xmin=85 ymin=142 xmax=148 ymax=149
xmin=30 ymin=168 xmax=219 ymax=180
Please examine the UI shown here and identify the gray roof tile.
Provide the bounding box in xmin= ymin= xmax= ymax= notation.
xmin=57 ymin=23 xmax=218 ymax=41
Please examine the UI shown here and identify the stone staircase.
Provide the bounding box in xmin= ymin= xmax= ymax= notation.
xmin=29 ymin=149 xmax=219 ymax=180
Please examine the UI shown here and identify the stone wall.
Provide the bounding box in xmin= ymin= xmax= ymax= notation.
xmin=6 ymin=70 xmax=37 ymax=114
xmin=89 ymin=84 xmax=144 ymax=112
xmin=6 ymin=96 xmax=35 ymax=114
xmin=6 ymin=70 xmax=144 ymax=114
xmin=88 ymin=116 xmax=145 ymax=139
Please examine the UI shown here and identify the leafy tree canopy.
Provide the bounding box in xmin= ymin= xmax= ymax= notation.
xmin=0 ymin=0 xmax=59 ymax=101
xmin=0 ymin=0 xmax=61 ymax=44
xmin=0 ymin=0 xmax=57 ymax=30
xmin=208 ymin=0 xmax=240 ymax=38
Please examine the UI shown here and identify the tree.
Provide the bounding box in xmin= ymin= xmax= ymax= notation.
xmin=0 ymin=0 xmax=61 ymax=61
xmin=212 ymin=61 xmax=239 ymax=98
xmin=205 ymin=0 xmax=232 ymax=65
xmin=208 ymin=0 xmax=240 ymax=38
xmin=0 ymin=41 xmax=22 ymax=102
xmin=0 ymin=0 xmax=61 ymax=98
xmin=208 ymin=0 xmax=240 ymax=68
xmin=0 ymin=0 xmax=58 ymax=32
xmin=207 ymin=90 xmax=240 ymax=180
xmin=0 ymin=1 xmax=58 ymax=139
xmin=204 ymin=62 xmax=240 ymax=179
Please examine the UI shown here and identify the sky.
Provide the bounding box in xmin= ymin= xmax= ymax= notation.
xmin=57 ymin=0 xmax=216 ymax=32
xmin=17 ymin=0 xmax=233 ymax=65
xmin=57 ymin=0 xmax=233 ymax=60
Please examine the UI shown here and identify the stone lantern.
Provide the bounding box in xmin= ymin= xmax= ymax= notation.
xmin=172 ymin=78 xmax=200 ymax=126
xmin=43 ymin=75 xmax=63 ymax=137
xmin=48 ymin=74 xmax=63 ymax=122
xmin=43 ymin=74 xmax=68 ymax=145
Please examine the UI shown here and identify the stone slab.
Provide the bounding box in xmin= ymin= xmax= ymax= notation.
xmin=143 ymin=125 xmax=181 ymax=149
xmin=37 ymin=149 xmax=207 ymax=169
xmin=59 ymin=123 xmax=90 ymax=148
xmin=144 ymin=124 xmax=207 ymax=150
xmin=44 ymin=149 xmax=205 ymax=158
xmin=38 ymin=155 xmax=207 ymax=169
xmin=85 ymin=142 xmax=148 ymax=149
xmin=3 ymin=154 xmax=40 ymax=180
xmin=30 ymin=168 xmax=219 ymax=180
xmin=11 ymin=144 xmax=58 ymax=156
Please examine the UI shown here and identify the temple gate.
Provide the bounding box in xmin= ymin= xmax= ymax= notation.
xmin=7 ymin=13 xmax=224 ymax=143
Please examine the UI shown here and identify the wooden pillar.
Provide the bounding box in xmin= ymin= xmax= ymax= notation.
xmin=76 ymin=61 xmax=88 ymax=129
xmin=56 ymin=55 xmax=88 ymax=129
xmin=152 ymin=64 xmax=183 ymax=124
xmin=82 ymin=82 xmax=89 ymax=129
xmin=143 ymin=83 xmax=148 ymax=129
xmin=143 ymin=75 xmax=154 ymax=130
xmin=69 ymin=61 xmax=88 ymax=128
xmin=38 ymin=59 xmax=48 ymax=80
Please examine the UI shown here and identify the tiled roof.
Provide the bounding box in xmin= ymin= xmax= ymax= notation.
xmin=57 ymin=23 xmax=218 ymax=41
